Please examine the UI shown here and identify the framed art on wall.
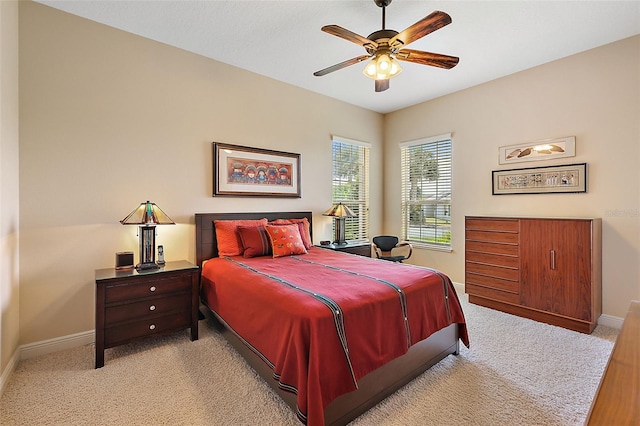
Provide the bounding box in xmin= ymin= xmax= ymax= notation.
xmin=498 ymin=136 xmax=576 ymax=165
xmin=213 ymin=142 xmax=301 ymax=197
xmin=492 ymin=163 xmax=587 ymax=195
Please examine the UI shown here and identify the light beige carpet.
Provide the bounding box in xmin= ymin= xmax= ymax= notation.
xmin=0 ymin=293 xmax=617 ymax=425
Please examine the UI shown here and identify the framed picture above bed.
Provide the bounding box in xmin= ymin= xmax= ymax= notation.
xmin=213 ymin=142 xmax=301 ymax=197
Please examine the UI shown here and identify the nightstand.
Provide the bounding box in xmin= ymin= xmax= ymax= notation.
xmin=95 ymin=260 xmax=200 ymax=368
xmin=316 ymin=241 xmax=372 ymax=257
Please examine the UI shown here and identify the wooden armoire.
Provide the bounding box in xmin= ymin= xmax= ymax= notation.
xmin=465 ymin=216 xmax=602 ymax=333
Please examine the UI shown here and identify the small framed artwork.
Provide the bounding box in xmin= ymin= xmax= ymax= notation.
xmin=492 ymin=163 xmax=587 ymax=195
xmin=498 ymin=136 xmax=576 ymax=165
xmin=213 ymin=142 xmax=301 ymax=197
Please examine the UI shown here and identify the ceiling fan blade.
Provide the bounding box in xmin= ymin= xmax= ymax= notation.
xmin=375 ymin=79 xmax=389 ymax=92
xmin=321 ymin=25 xmax=378 ymax=50
xmin=396 ymin=49 xmax=459 ymax=69
xmin=313 ymin=55 xmax=372 ymax=77
xmin=389 ymin=10 xmax=452 ymax=48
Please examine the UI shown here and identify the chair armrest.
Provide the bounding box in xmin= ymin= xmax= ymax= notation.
xmin=395 ymin=242 xmax=413 ymax=260
xmin=372 ymin=243 xmax=382 ymax=258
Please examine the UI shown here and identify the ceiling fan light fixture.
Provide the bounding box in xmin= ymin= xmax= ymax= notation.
xmin=363 ymin=53 xmax=402 ymax=81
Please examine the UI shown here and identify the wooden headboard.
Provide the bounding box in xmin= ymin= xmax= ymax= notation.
xmin=195 ymin=211 xmax=313 ymax=267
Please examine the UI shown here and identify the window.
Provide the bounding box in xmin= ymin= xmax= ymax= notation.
xmin=331 ymin=136 xmax=370 ymax=241
xmin=400 ymin=134 xmax=452 ymax=250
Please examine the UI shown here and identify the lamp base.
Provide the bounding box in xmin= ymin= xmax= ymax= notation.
xmin=333 ymin=217 xmax=347 ymax=246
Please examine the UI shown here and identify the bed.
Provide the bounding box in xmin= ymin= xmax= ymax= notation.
xmin=195 ymin=211 xmax=468 ymax=426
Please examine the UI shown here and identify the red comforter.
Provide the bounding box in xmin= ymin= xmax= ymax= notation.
xmin=200 ymin=248 xmax=468 ymax=425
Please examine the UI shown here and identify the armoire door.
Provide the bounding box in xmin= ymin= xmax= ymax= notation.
xmin=520 ymin=219 xmax=593 ymax=321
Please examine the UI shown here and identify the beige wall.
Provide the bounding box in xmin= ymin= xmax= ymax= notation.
xmin=0 ymin=0 xmax=20 ymax=378
xmin=11 ymin=0 xmax=640 ymax=352
xmin=384 ymin=35 xmax=640 ymax=319
xmin=18 ymin=2 xmax=383 ymax=344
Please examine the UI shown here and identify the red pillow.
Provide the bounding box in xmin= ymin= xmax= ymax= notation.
xmin=237 ymin=226 xmax=272 ymax=258
xmin=265 ymin=224 xmax=307 ymax=258
xmin=270 ymin=217 xmax=312 ymax=249
xmin=214 ymin=218 xmax=267 ymax=256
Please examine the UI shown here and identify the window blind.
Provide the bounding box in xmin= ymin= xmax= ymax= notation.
xmin=400 ymin=134 xmax=452 ymax=249
xmin=331 ymin=136 xmax=370 ymax=241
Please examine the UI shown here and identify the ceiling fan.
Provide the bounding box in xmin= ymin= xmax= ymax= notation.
xmin=314 ymin=0 xmax=459 ymax=92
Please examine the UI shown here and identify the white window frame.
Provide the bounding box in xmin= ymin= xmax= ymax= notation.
xmin=331 ymin=136 xmax=370 ymax=242
xmin=400 ymin=133 xmax=452 ymax=251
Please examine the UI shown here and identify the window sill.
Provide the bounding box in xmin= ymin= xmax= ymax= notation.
xmin=410 ymin=242 xmax=452 ymax=253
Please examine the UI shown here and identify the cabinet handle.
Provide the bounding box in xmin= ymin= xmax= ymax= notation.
xmin=149 ymin=324 xmax=156 ymax=330
xmin=550 ymin=250 xmax=556 ymax=270
xmin=149 ymin=305 xmax=156 ymax=311
xmin=149 ymin=286 xmax=156 ymax=292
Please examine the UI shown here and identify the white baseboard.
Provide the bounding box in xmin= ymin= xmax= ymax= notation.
xmin=0 ymin=347 xmax=20 ymax=398
xmin=0 ymin=330 xmax=95 ymax=397
xmin=1 ymin=330 xmax=94 ymax=399
xmin=20 ymin=329 xmax=95 ymax=360
xmin=597 ymin=314 xmax=624 ymax=329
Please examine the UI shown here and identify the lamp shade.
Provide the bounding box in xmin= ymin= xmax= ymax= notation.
xmin=323 ymin=203 xmax=356 ymax=245
xmin=120 ymin=201 xmax=175 ymax=225
xmin=120 ymin=201 xmax=174 ymax=270
xmin=323 ymin=203 xmax=356 ymax=218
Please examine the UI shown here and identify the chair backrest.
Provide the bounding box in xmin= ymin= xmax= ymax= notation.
xmin=373 ymin=235 xmax=399 ymax=251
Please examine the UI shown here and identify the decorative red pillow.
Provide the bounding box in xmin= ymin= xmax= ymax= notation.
xmin=214 ymin=218 xmax=268 ymax=256
xmin=237 ymin=226 xmax=272 ymax=258
xmin=265 ymin=224 xmax=307 ymax=258
xmin=270 ymin=217 xmax=312 ymax=249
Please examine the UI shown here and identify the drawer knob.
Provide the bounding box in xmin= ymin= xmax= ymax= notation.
xmin=149 ymin=305 xmax=156 ymax=311
xmin=149 ymin=286 xmax=156 ymax=292
xmin=149 ymin=324 xmax=156 ymax=330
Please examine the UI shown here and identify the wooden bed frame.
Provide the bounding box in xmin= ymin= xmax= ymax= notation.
xmin=195 ymin=212 xmax=460 ymax=425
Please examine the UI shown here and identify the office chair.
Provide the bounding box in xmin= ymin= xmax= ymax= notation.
xmin=372 ymin=235 xmax=413 ymax=262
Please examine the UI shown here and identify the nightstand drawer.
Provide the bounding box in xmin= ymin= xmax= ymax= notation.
xmin=104 ymin=311 xmax=191 ymax=347
xmin=342 ymin=244 xmax=372 ymax=257
xmin=105 ymin=292 xmax=191 ymax=326
xmin=105 ymin=273 xmax=192 ymax=303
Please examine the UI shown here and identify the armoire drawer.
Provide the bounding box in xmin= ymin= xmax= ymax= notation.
xmin=465 ymin=261 xmax=519 ymax=281
xmin=465 ymin=271 xmax=519 ymax=293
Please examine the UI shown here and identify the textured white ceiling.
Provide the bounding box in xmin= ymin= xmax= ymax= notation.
xmin=37 ymin=0 xmax=640 ymax=114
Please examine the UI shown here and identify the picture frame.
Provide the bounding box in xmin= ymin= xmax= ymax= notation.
xmin=213 ymin=142 xmax=301 ymax=197
xmin=492 ymin=163 xmax=587 ymax=195
xmin=498 ymin=136 xmax=576 ymax=165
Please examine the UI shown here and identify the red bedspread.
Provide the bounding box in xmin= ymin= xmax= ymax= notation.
xmin=200 ymin=248 xmax=468 ymax=425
